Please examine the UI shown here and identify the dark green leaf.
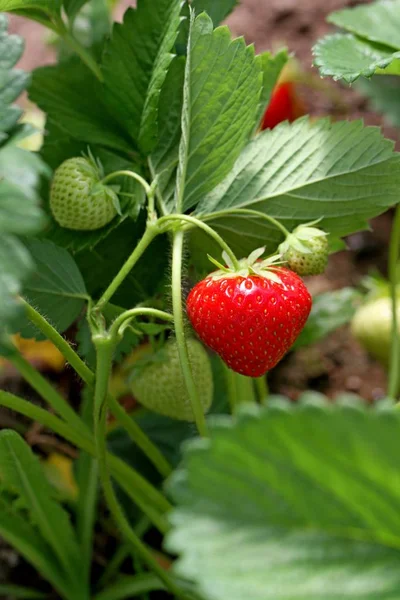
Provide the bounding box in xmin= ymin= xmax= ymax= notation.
xmin=14 ymin=239 xmax=88 ymax=338
xmin=167 ymin=399 xmax=400 ymax=600
xmin=30 ymin=60 xmax=132 ymax=153
xmin=0 ymin=430 xmax=85 ymax=594
xmin=357 ymin=76 xmax=400 ymax=127
xmin=0 ymin=0 xmax=60 ymax=15
xmin=173 ymin=11 xmax=263 ymax=213
xmin=256 ymin=48 xmax=289 ymax=125
xmin=0 ymin=584 xmax=48 ymax=599
xmin=102 ymin=0 xmax=181 ymax=154
xmin=191 ymin=0 xmax=238 ymax=24
xmin=94 ymin=574 xmax=165 ymax=600
xmin=295 ymin=287 xmax=361 ymax=349
xmin=63 ymin=0 xmax=90 ymax=19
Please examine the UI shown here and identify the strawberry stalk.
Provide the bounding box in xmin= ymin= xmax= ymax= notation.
xmin=171 ymin=230 xmax=209 ymax=437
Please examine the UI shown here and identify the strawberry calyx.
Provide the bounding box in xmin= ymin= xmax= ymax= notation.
xmin=278 ymin=220 xmax=328 ymax=257
xmin=207 ymin=246 xmax=284 ymax=284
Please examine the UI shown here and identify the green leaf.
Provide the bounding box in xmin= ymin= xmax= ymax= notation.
xmin=0 ymin=0 xmax=59 ymax=15
xmin=94 ymin=574 xmax=165 ymax=600
xmin=102 ymin=0 xmax=181 ymax=154
xmin=328 ymin=0 xmax=400 ymax=51
xmin=30 ymin=60 xmax=132 ymax=153
xmin=196 ymin=119 xmax=400 ymax=255
xmin=313 ymin=33 xmax=400 ymax=83
xmin=357 ymin=76 xmax=400 ymax=127
xmin=149 ymin=56 xmax=185 ymax=209
xmin=191 ymin=0 xmax=238 ymax=25
xmin=294 ymin=288 xmax=361 ymax=349
xmin=167 ymin=399 xmax=400 ymax=600
xmin=0 ymin=430 xmax=85 ymax=594
xmin=0 ymin=493 xmax=69 ymax=598
xmin=0 ymin=16 xmax=24 ymax=69
xmin=0 ymin=144 xmax=50 ymax=199
xmin=14 ymin=239 xmax=88 ymax=338
xmin=174 ymin=11 xmax=262 ymax=213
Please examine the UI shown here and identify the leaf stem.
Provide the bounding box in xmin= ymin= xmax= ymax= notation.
xmin=234 ymin=372 xmax=257 ymax=405
xmin=203 ymin=208 xmax=291 ymax=238
xmin=22 ymin=300 xmax=172 ymax=479
xmin=93 ymin=341 xmax=187 ymax=598
xmin=171 ymin=230 xmax=208 ymax=436
xmin=96 ymin=224 xmax=159 ymax=311
xmin=101 ymin=170 xmax=152 ymax=199
xmin=388 ymin=204 xmax=400 ymax=399
xmin=159 ymin=214 xmax=240 ymax=270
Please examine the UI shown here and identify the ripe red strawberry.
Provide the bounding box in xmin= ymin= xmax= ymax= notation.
xmin=186 ymin=251 xmax=312 ymax=377
xmin=261 ymin=82 xmax=305 ymax=130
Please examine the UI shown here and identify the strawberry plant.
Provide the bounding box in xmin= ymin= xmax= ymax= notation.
xmin=1 ymin=0 xmax=400 ymax=598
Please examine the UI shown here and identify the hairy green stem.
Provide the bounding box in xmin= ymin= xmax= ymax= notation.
xmin=171 ymin=230 xmax=208 ymax=437
xmin=101 ymin=170 xmax=152 ymax=198
xmin=203 ymin=208 xmax=291 ymax=238
xmin=108 ymin=395 xmax=172 ymax=478
xmin=222 ymin=362 xmax=239 ymax=414
xmin=93 ymin=343 xmax=186 ymax=598
xmin=96 ymin=225 xmax=158 ymax=311
xmin=388 ymin=204 xmax=400 ymax=399
xmin=23 ymin=300 xmax=171 ymax=478
xmin=159 ymin=214 xmax=240 ymax=270
xmin=109 ymin=308 xmax=174 ymax=343
xmin=234 ymin=372 xmax=257 ymax=405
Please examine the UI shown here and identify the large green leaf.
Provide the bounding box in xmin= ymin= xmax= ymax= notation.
xmin=14 ymin=238 xmax=88 ymax=338
xmin=196 ymin=118 xmax=400 ymax=254
xmin=0 ymin=493 xmax=70 ymax=598
xmin=63 ymin=0 xmax=90 ymax=19
xmin=30 ymin=60 xmax=132 ymax=153
xmin=313 ymin=0 xmax=400 ymax=83
xmin=173 ymin=11 xmax=262 ymax=213
xmin=102 ymin=0 xmax=181 ymax=154
xmin=313 ymin=33 xmax=400 ymax=83
xmin=328 ymin=0 xmax=400 ymax=51
xmin=0 ymin=430 xmax=85 ymax=595
xmin=167 ymin=398 xmax=400 ymax=600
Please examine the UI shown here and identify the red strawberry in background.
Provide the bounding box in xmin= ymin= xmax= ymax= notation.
xmin=261 ymin=81 xmax=306 ymax=130
xmin=186 ymin=250 xmax=312 ymax=377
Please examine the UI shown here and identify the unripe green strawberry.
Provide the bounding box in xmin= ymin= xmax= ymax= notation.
xmin=279 ymin=223 xmax=328 ymax=276
xmin=351 ymin=296 xmax=398 ymax=367
xmin=130 ymin=339 xmax=213 ymax=422
xmin=50 ymin=156 xmax=120 ymax=231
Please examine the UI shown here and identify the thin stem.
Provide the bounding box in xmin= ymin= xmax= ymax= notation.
xmin=222 ymin=361 xmax=239 ymax=414
xmin=159 ymin=214 xmax=240 ymax=270
xmin=203 ymin=208 xmax=291 ymax=238
xmin=109 ymin=308 xmax=173 ymax=343
xmin=9 ymin=350 xmax=90 ymax=441
xmin=171 ymin=230 xmax=208 ymax=437
xmin=388 ymin=204 xmax=400 ymax=399
xmin=101 ymin=171 xmax=152 ymax=198
xmin=0 ymin=391 xmax=170 ymax=533
xmin=61 ymin=31 xmax=104 ymax=82
xmin=23 ymin=300 xmax=173 ymax=481
xmin=108 ymin=395 xmax=172 ymax=478
xmin=93 ymin=343 xmax=187 ymax=599
xmin=254 ymin=375 xmax=269 ymax=404
xmin=96 ymin=225 xmax=158 ymax=311
xmin=21 ymin=299 xmax=93 ymax=383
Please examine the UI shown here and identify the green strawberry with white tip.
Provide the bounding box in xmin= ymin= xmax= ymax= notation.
xmin=279 ymin=223 xmax=328 ymax=276
xmin=130 ymin=339 xmax=213 ymax=422
xmin=50 ymin=155 xmax=120 ymax=231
